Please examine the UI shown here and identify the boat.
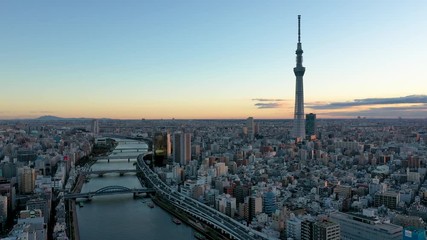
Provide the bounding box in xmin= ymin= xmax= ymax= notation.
xmin=194 ymin=231 xmax=207 ymax=240
xmin=147 ymin=202 xmax=155 ymax=208
xmin=79 ymin=202 xmax=84 ymax=208
xmin=172 ymin=217 xmax=182 ymax=225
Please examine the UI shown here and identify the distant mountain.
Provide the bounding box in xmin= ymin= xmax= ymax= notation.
xmin=36 ymin=115 xmax=66 ymax=120
xmin=35 ymin=115 xmax=92 ymax=121
xmin=34 ymin=115 xmax=115 ymax=121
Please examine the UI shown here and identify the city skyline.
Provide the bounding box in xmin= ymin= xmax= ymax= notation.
xmin=1 ymin=0 xmax=426 ymax=120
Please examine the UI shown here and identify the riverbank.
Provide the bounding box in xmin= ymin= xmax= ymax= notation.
xmin=75 ymin=138 xmax=118 ymax=167
xmin=67 ymin=200 xmax=80 ymax=240
xmin=147 ymin=190 xmax=223 ymax=240
xmin=75 ymin=139 xmax=194 ymax=240
xmin=65 ymin=139 xmax=119 ymax=239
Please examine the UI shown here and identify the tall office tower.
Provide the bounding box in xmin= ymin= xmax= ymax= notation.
xmin=306 ymin=113 xmax=316 ymax=137
xmin=292 ymin=15 xmax=306 ymax=140
xmin=247 ymin=117 xmax=255 ymax=140
xmin=92 ymin=119 xmax=99 ymax=136
xmin=184 ymin=133 xmax=191 ymax=165
xmin=173 ymin=132 xmax=191 ymax=166
xmin=166 ymin=132 xmax=172 ymax=158
xmin=153 ymin=131 xmax=171 ymax=167
xmin=173 ymin=132 xmax=182 ymax=164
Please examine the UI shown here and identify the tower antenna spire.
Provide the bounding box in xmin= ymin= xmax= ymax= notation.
xmin=298 ymin=15 xmax=301 ymax=43
xmin=292 ymin=14 xmax=305 ymax=140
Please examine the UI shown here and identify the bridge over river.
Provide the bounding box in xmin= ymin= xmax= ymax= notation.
xmin=81 ymin=169 xmax=140 ymax=177
xmin=63 ymin=185 xmax=154 ymax=200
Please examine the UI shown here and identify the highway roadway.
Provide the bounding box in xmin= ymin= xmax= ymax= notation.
xmin=136 ymin=155 xmax=271 ymax=240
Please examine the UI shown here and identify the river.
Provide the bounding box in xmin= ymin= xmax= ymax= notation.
xmin=76 ymin=139 xmax=195 ymax=240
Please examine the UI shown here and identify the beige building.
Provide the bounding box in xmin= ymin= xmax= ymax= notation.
xmin=18 ymin=167 xmax=36 ymax=194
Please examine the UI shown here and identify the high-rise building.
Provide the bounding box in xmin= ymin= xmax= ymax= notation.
xmin=173 ymin=132 xmax=183 ymax=164
xmin=166 ymin=132 xmax=172 ymax=158
xmin=246 ymin=195 xmax=262 ymax=223
xmin=173 ymin=132 xmax=191 ymax=166
xmin=306 ymin=113 xmax=316 ymax=137
xmin=287 ymin=215 xmax=302 ymax=240
xmin=184 ymin=133 xmax=191 ymax=164
xmin=215 ymin=194 xmax=237 ymax=217
xmin=247 ymin=117 xmax=255 ymax=140
xmin=92 ymin=119 xmax=99 ymax=136
xmin=263 ymin=191 xmax=277 ymax=215
xmin=17 ymin=167 xmax=35 ymax=194
xmin=0 ymin=180 xmax=15 ymax=217
xmin=233 ymin=184 xmax=250 ymax=204
xmin=302 ymin=219 xmax=315 ymax=240
xmin=313 ymin=220 xmax=340 ymax=240
xmin=374 ymin=191 xmax=400 ymax=209
xmin=153 ymin=131 xmax=171 ymax=167
xmin=292 ymin=15 xmax=306 ymax=140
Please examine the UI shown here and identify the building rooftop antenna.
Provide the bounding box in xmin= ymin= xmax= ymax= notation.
xmin=298 ymin=15 xmax=301 ymax=43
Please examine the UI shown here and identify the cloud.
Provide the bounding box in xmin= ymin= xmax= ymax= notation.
xmin=320 ymin=104 xmax=427 ymax=118
xmin=252 ymin=98 xmax=289 ymax=109
xmin=255 ymin=103 xmax=282 ymax=109
xmin=325 ymin=108 xmax=427 ymax=118
xmin=307 ymin=95 xmax=427 ymax=110
xmin=252 ymin=98 xmax=286 ymax=102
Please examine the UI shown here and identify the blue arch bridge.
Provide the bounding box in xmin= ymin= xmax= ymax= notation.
xmin=63 ymin=185 xmax=155 ymax=200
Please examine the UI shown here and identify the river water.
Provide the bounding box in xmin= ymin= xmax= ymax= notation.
xmin=76 ymin=139 xmax=195 ymax=240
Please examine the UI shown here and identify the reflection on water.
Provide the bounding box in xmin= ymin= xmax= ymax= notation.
xmin=76 ymin=140 xmax=194 ymax=240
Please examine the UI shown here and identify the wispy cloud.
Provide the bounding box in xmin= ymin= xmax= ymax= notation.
xmin=308 ymin=95 xmax=427 ymax=110
xmin=255 ymin=103 xmax=282 ymax=109
xmin=252 ymin=98 xmax=288 ymax=109
xmin=324 ymin=105 xmax=427 ymax=118
xmin=252 ymin=98 xmax=286 ymax=102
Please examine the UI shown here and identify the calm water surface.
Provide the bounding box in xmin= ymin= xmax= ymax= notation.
xmin=76 ymin=139 xmax=195 ymax=240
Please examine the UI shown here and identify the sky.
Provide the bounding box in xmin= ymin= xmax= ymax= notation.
xmin=1 ymin=0 xmax=426 ymax=119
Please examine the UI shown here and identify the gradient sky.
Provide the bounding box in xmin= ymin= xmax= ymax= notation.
xmin=1 ymin=0 xmax=426 ymax=119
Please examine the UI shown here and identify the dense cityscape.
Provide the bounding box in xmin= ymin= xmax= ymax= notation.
xmin=0 ymin=117 xmax=426 ymax=239
xmin=1 ymin=1 xmax=427 ymax=240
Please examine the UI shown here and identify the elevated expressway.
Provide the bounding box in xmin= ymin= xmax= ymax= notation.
xmin=136 ymin=155 xmax=270 ymax=240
